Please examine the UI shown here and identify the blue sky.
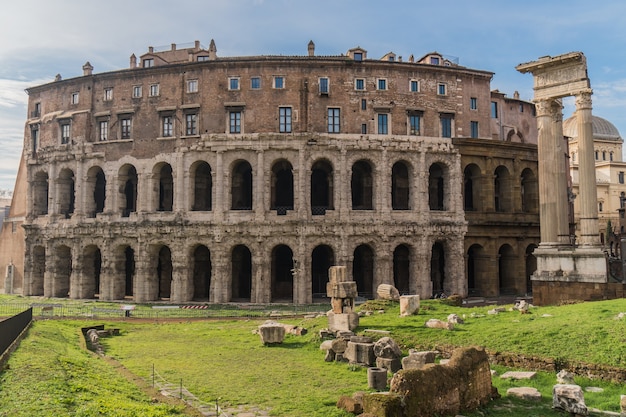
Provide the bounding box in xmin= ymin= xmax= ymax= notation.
xmin=1 ymin=0 xmax=626 ymax=191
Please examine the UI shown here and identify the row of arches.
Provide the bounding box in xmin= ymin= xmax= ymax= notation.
xmin=31 ymin=157 xmax=456 ymax=218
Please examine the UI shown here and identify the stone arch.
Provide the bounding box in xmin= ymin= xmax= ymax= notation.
xmin=154 ymin=163 xmax=173 ymax=212
xmin=57 ymin=168 xmax=75 ymax=218
xmin=271 ymin=159 xmax=294 ymax=213
xmin=467 ymin=244 xmax=487 ymax=296
xmin=353 ymin=244 xmax=374 ymax=297
xmin=123 ymin=246 xmax=135 ymax=298
xmin=32 ymin=170 xmax=49 ymax=216
xmin=52 ymin=244 xmax=72 ymax=298
xmin=191 ymin=161 xmax=212 ymax=211
xmin=271 ymin=244 xmax=294 ymax=301
xmin=118 ymin=164 xmax=137 ymax=217
xmin=494 ymin=165 xmax=512 ymax=212
xmin=231 ymin=160 xmax=253 ymax=210
xmin=391 ymin=161 xmax=410 ymax=210
xmin=231 ymin=245 xmax=252 ymax=301
xmin=521 ymin=168 xmax=539 ymax=213
xmin=393 ymin=244 xmax=411 ymax=294
xmin=31 ymin=245 xmax=46 ymax=295
xmin=463 ymin=163 xmax=482 ymax=211
xmin=431 ymin=241 xmax=446 ymax=297
xmin=86 ymin=166 xmax=106 ymax=218
xmin=428 ymin=162 xmax=446 ymax=210
xmin=311 ymin=244 xmax=334 ymax=298
xmin=82 ymin=245 xmax=102 ymax=299
xmin=525 ymin=244 xmax=537 ymax=295
xmin=498 ymin=244 xmax=516 ymax=295
xmin=191 ymin=244 xmax=211 ymax=300
xmin=311 ymin=159 xmax=334 ymax=214
xmin=351 ymin=159 xmax=374 ymax=210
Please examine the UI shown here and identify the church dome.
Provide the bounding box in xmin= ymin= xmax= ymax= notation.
xmin=563 ymin=115 xmax=622 ymax=141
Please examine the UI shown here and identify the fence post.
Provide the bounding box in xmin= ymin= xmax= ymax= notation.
xmin=152 ymin=364 xmax=155 ymax=388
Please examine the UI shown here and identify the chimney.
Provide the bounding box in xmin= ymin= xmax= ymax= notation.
xmin=82 ymin=61 xmax=93 ymax=76
xmin=308 ymin=40 xmax=315 ymax=57
xmin=55 ymin=74 xmax=62 ymax=81
xmin=130 ymin=54 xmax=137 ymax=68
xmin=171 ymin=43 xmax=176 ymax=51
xmin=194 ymin=40 xmax=200 ymax=50
xmin=209 ymin=39 xmax=217 ymax=60
xmin=513 ymin=91 xmax=520 ymax=100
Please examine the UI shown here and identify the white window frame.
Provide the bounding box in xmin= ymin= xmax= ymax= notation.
xmin=437 ymin=83 xmax=447 ymax=96
xmin=251 ymin=77 xmax=261 ymax=89
xmin=185 ymin=112 xmax=198 ymax=136
xmin=162 ymin=114 xmax=174 ymax=138
xmin=279 ymin=107 xmax=292 ymax=133
xmin=149 ymin=84 xmax=160 ymax=97
xmin=377 ymin=113 xmax=390 ymax=135
xmin=355 ymin=78 xmax=366 ymax=91
xmin=229 ymin=111 xmax=242 ymax=134
xmin=273 ymin=76 xmax=285 ymax=89
xmin=132 ymin=85 xmax=142 ymax=98
xmin=187 ymin=79 xmax=198 ymax=93
xmin=410 ymin=80 xmax=419 ymax=92
xmin=98 ymin=119 xmax=108 ymax=141
xmin=60 ymin=121 xmax=71 ymax=144
xmin=120 ymin=116 xmax=132 ymax=139
xmin=143 ymin=58 xmax=154 ymax=68
xmin=70 ymin=92 xmax=79 ymax=104
xmin=229 ymin=77 xmax=240 ymax=91
xmin=104 ymin=87 xmax=113 ymax=101
xmin=377 ymin=78 xmax=387 ymax=91
xmin=319 ymin=77 xmax=329 ymax=95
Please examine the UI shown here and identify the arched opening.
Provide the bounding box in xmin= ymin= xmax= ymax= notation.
xmin=86 ymin=166 xmax=106 ymax=218
xmin=54 ymin=245 xmax=72 ymax=298
xmin=119 ymin=165 xmax=137 ymax=217
xmin=231 ymin=161 xmax=253 ymax=210
xmin=525 ymin=244 xmax=537 ymax=295
xmin=431 ymin=242 xmax=445 ymax=297
xmin=192 ymin=161 xmax=212 ymax=211
xmin=393 ymin=244 xmax=410 ymax=294
xmin=353 ymin=244 xmax=374 ymax=298
xmin=428 ymin=163 xmax=445 ymax=210
xmin=124 ymin=247 xmax=135 ymax=298
xmin=521 ymin=168 xmax=539 ymax=213
xmin=83 ymin=245 xmax=102 ymax=299
xmin=31 ymin=245 xmax=46 ymax=295
xmin=498 ymin=244 xmax=516 ymax=295
xmin=467 ymin=244 xmax=486 ymax=296
xmin=32 ymin=171 xmax=49 ymax=216
xmin=391 ymin=161 xmax=410 ymax=210
xmin=231 ymin=245 xmax=252 ymax=301
xmin=156 ymin=246 xmax=172 ymax=299
xmin=494 ymin=166 xmax=512 ymax=212
xmin=192 ymin=245 xmax=211 ymax=300
xmin=58 ymin=168 xmax=75 ymax=218
xmin=311 ymin=159 xmax=334 ymax=215
xmin=271 ymin=160 xmax=294 ymax=213
xmin=463 ymin=164 xmax=481 ymax=211
xmin=351 ymin=160 xmax=373 ymax=210
xmin=157 ymin=163 xmax=174 ymax=212
xmin=311 ymin=245 xmax=334 ymax=298
xmin=271 ymin=245 xmax=294 ymax=301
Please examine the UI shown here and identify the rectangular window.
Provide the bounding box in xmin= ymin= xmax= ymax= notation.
xmin=491 ymin=101 xmax=498 ymax=118
xmin=409 ymin=114 xmax=420 ymax=135
xmin=229 ymin=77 xmax=240 ymax=91
xmin=279 ymin=107 xmax=292 ymax=133
xmin=328 ymin=108 xmax=340 ymax=133
xmin=470 ymin=121 xmax=479 ymax=138
xmin=104 ymin=88 xmax=113 ymax=101
xmin=361 ymin=99 xmax=367 ymax=111
xmin=519 ymin=103 xmax=524 ymax=112
xmin=230 ymin=111 xmax=241 ymax=133
xmin=361 ymin=124 xmax=367 ymax=134
xmin=120 ymin=117 xmax=132 ymax=139
xmin=430 ymin=57 xmax=440 ymax=65
xmin=274 ymin=76 xmax=284 ymax=89
xmin=251 ymin=77 xmax=261 ymax=89
xmin=197 ymin=56 xmax=209 ymax=62
xmin=185 ymin=113 xmax=198 ymax=136
xmin=355 ymin=78 xmax=365 ymax=91
xmin=132 ymin=85 xmax=142 ymax=98
xmin=32 ymin=102 xmax=41 ymax=118
xmin=31 ymin=126 xmax=39 ymax=153
xmin=61 ymin=123 xmax=71 ymax=144
xmin=470 ymin=97 xmax=477 ymax=110
xmin=620 ymin=171 xmax=625 ymax=184
xmin=149 ymin=84 xmax=159 ymax=97
xmin=71 ymin=92 xmax=79 ymax=104
xmin=162 ymin=115 xmax=173 ymax=137
xmin=98 ymin=120 xmax=108 ymax=141
xmin=437 ymin=83 xmax=447 ymax=95
xmin=410 ymin=80 xmax=419 ymax=92
xmin=377 ymin=79 xmax=387 ymax=90
xmin=143 ymin=58 xmax=154 ymax=68
xmin=440 ymin=115 xmax=453 ymax=138
xmin=354 ymin=52 xmax=363 ymax=61
xmin=319 ymin=77 xmax=329 ymax=94
xmin=187 ymin=79 xmax=198 ymax=93
xmin=377 ymin=113 xmax=388 ymax=134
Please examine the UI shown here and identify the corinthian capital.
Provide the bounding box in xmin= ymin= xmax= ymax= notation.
xmin=575 ymin=90 xmax=593 ymax=110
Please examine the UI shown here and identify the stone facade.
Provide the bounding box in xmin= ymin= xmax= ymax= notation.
xmin=1 ymin=40 xmax=539 ymax=303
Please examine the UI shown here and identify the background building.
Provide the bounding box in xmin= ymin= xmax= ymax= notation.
xmin=0 ymin=40 xmax=539 ymax=303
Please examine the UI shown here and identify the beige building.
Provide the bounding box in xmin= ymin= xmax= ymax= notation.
xmin=0 ymin=40 xmax=539 ymax=303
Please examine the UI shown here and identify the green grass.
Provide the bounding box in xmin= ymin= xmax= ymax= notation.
xmin=1 ymin=297 xmax=625 ymax=416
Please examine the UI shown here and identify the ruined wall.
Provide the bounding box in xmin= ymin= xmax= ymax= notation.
xmin=532 ymin=280 xmax=626 ymax=305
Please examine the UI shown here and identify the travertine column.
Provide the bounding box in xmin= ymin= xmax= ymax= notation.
xmin=255 ymin=151 xmax=264 ymax=220
xmin=575 ymin=90 xmax=600 ymax=246
xmin=214 ymin=151 xmax=224 ymax=221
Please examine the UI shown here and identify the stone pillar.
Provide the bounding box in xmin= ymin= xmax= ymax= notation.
xmin=339 ymin=148 xmax=348 ymax=219
xmin=297 ymin=148 xmax=306 ymax=217
xmin=255 ymin=151 xmax=264 ymax=220
xmin=134 ymin=246 xmax=153 ymax=302
xmin=174 ymin=154 xmax=185 ymax=212
xmin=138 ymin=172 xmax=152 ymax=213
xmin=380 ymin=148 xmax=389 ymax=215
xmin=210 ymin=246 xmax=229 ymax=303
xmin=252 ymin=251 xmax=269 ymax=303
xmin=575 ymin=91 xmax=600 ymax=246
xmin=169 ymin=249 xmax=189 ymax=303
xmin=215 ymin=151 xmax=224 ymax=221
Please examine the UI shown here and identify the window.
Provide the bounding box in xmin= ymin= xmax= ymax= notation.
xmin=354 ymin=52 xmax=363 ymax=61
xmin=491 ymin=101 xmax=498 ymax=118
xmin=98 ymin=120 xmax=108 ymax=141
xmin=187 ymin=79 xmax=198 ymax=93
xmin=409 ymin=114 xmax=420 ymax=135
xmin=440 ymin=114 xmax=453 ymax=138
xmin=71 ymin=92 xmax=79 ymax=104
xmin=430 ymin=57 xmax=440 ymax=65
xmin=519 ymin=103 xmax=524 ymax=112
xmin=143 ymin=58 xmax=154 ymax=68
xmin=149 ymin=84 xmax=159 ymax=97
xmin=361 ymin=124 xmax=367 ymax=134
xmin=595 ymin=151 xmax=599 ymax=160
xmin=31 ymin=125 xmax=39 ymax=153
xmin=470 ymin=121 xmax=479 ymax=138
xmin=319 ymin=77 xmax=329 ymax=94
xmin=328 ymin=108 xmax=340 ymax=133
xmin=377 ymin=79 xmax=387 ymax=90
xmin=229 ymin=77 xmax=240 ymax=91
xmin=230 ymin=111 xmax=241 ymax=133
xmin=61 ymin=122 xmax=71 ymax=144
xmin=470 ymin=97 xmax=477 ymax=110
xmin=377 ymin=113 xmax=388 ymax=134
xmin=619 ymin=171 xmax=625 ymax=184
xmin=279 ymin=107 xmax=292 ymax=133
xmin=610 ymin=152 xmax=614 ymax=161
xmin=251 ymin=77 xmax=261 ymax=89
xmin=132 ymin=85 xmax=142 ymax=98
xmin=410 ymin=80 xmax=419 ymax=92
xmin=437 ymin=83 xmax=447 ymax=95
xmin=602 ymin=151 xmax=606 ymax=160
xmin=599 ymin=202 xmax=603 ymax=212
xmin=361 ymin=99 xmax=367 ymax=111
xmin=162 ymin=115 xmax=173 ymax=137
xmin=185 ymin=113 xmax=198 ymax=136
xmin=104 ymin=88 xmax=113 ymax=101
xmin=120 ymin=117 xmax=132 ymax=139
xmin=197 ymin=56 xmax=209 ymax=62
xmin=355 ymin=78 xmax=365 ymax=91
xmin=273 ymin=76 xmax=284 ymax=89
xmin=32 ymin=102 xmax=41 ymax=118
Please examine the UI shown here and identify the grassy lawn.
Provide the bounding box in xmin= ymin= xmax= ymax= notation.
xmin=0 ymin=297 xmax=625 ymax=416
